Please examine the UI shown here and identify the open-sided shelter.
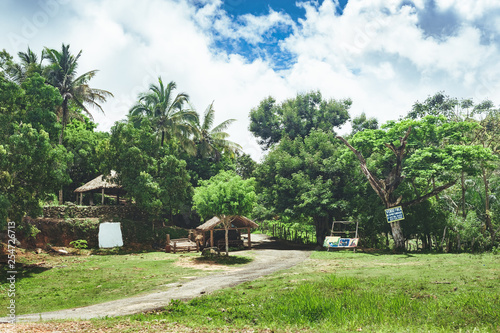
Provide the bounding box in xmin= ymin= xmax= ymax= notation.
xmin=74 ymin=170 xmax=125 ymax=205
xmin=196 ymin=216 xmax=259 ymax=249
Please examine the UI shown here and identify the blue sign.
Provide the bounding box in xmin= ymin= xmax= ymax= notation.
xmin=385 ymin=206 xmax=404 ymax=223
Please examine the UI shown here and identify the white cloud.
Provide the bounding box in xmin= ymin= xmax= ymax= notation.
xmin=435 ymin=0 xmax=500 ymax=21
xmin=193 ymin=2 xmax=294 ymax=45
xmin=281 ymin=0 xmax=500 ymax=126
xmin=1 ymin=0 xmax=500 ymax=161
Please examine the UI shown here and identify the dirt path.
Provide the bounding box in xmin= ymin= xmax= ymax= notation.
xmin=8 ymin=235 xmax=311 ymax=323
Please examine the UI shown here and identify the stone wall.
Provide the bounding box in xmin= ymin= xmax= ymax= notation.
xmin=43 ymin=204 xmax=147 ymax=220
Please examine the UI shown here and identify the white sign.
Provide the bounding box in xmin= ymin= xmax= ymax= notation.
xmin=98 ymin=222 xmax=123 ymax=248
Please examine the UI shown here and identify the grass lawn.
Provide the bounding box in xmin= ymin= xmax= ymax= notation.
xmin=93 ymin=251 xmax=499 ymax=332
xmin=0 ymin=249 xmax=250 ymax=316
xmin=5 ymin=250 xmax=500 ymax=332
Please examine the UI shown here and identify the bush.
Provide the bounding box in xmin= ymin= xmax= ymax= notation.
xmin=69 ymin=239 xmax=88 ymax=249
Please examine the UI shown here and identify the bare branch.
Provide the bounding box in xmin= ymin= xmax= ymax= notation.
xmin=402 ymin=181 xmax=457 ymax=208
xmin=337 ymin=135 xmax=388 ymax=206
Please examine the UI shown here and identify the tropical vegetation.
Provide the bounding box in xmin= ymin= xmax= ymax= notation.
xmin=0 ymin=44 xmax=499 ymax=253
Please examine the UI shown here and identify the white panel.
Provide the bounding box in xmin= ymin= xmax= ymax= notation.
xmin=98 ymin=222 xmax=123 ymax=248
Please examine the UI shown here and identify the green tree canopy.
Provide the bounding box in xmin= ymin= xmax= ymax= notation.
xmin=129 ymin=77 xmax=197 ymax=150
xmin=0 ymin=73 xmax=71 ymax=228
xmin=43 ymin=43 xmax=113 ymax=145
xmin=255 ymin=130 xmax=357 ymax=244
xmin=338 ymin=115 xmax=496 ymax=250
xmin=193 ymin=170 xmax=256 ymax=255
xmin=249 ymin=91 xmax=351 ymax=150
xmin=63 ymin=116 xmax=110 ymax=202
xmin=192 ymin=101 xmax=241 ymax=160
xmin=106 ymin=118 xmax=192 ymax=221
xmin=351 ymin=112 xmax=378 ymax=134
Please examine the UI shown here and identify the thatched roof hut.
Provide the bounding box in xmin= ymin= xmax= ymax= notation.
xmin=74 ymin=170 xmax=125 ymax=205
xmin=196 ymin=216 xmax=259 ymax=249
xmin=196 ymin=216 xmax=259 ymax=231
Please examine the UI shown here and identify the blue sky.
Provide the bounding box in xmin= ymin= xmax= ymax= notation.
xmin=199 ymin=0 xmax=348 ymax=70
xmin=1 ymin=0 xmax=500 ymax=160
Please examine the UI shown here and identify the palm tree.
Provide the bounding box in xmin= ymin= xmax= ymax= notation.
xmin=0 ymin=47 xmax=43 ymax=83
xmin=43 ymin=44 xmax=113 ymax=145
xmin=43 ymin=44 xmax=113 ymax=204
xmin=193 ymin=102 xmax=241 ymax=160
xmin=129 ymin=77 xmax=198 ymax=149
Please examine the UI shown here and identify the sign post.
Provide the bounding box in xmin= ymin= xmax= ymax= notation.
xmin=385 ymin=206 xmax=404 ymax=223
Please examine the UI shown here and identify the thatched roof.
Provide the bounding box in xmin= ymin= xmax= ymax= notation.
xmin=74 ymin=170 xmax=123 ymax=193
xmin=196 ymin=216 xmax=259 ymax=232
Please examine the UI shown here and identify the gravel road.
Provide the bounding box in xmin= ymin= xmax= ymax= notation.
xmin=5 ymin=234 xmax=311 ymax=323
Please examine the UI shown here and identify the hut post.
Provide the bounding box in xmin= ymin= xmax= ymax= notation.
xmin=79 ymin=192 xmax=83 ymax=206
xmin=101 ymin=188 xmax=105 ymax=205
xmin=165 ymin=234 xmax=171 ymax=253
xmin=247 ymin=227 xmax=251 ymax=249
xmin=210 ymin=229 xmax=214 ymax=248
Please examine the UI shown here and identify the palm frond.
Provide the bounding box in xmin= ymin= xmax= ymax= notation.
xmin=202 ymin=102 xmax=215 ymax=131
xmin=211 ymin=118 xmax=236 ymax=133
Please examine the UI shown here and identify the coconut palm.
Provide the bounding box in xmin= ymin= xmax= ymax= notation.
xmin=193 ymin=102 xmax=241 ymax=160
xmin=129 ymin=77 xmax=198 ymax=149
xmin=0 ymin=47 xmax=43 ymax=83
xmin=43 ymin=44 xmax=113 ymax=145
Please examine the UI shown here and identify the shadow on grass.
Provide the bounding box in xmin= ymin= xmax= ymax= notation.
xmin=250 ymin=238 xmax=316 ymax=251
xmin=193 ymin=255 xmax=253 ymax=265
xmin=0 ymin=263 xmax=51 ymax=282
xmin=90 ymin=247 xmax=163 ymax=256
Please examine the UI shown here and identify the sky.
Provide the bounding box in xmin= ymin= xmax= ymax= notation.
xmin=1 ymin=0 xmax=500 ymax=161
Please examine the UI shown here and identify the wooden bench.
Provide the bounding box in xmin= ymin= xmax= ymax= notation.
xmin=165 ymin=237 xmax=199 ymax=253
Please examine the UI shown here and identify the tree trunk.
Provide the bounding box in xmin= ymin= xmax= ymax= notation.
xmin=421 ymin=234 xmax=427 ymax=250
xmin=390 ymin=220 xmax=405 ymax=251
xmin=58 ymin=98 xmax=69 ymax=204
xmin=314 ymin=215 xmax=330 ymax=245
xmin=461 ymin=171 xmax=466 ymax=218
xmin=222 ymin=215 xmax=229 ymax=256
xmin=482 ymin=167 xmax=494 ymax=239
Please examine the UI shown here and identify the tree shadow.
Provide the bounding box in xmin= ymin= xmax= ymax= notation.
xmin=249 ymin=237 xmax=316 ymax=251
xmin=0 ymin=263 xmax=52 ymax=283
xmin=193 ymin=255 xmax=252 ymax=265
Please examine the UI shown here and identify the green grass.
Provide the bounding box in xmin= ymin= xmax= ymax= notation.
xmin=100 ymin=251 xmax=500 ymax=332
xmin=0 ymin=250 xmax=246 ymax=316
xmin=5 ymin=250 xmax=500 ymax=332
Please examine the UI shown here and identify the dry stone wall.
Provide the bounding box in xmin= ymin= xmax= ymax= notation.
xmin=42 ymin=204 xmax=147 ymax=220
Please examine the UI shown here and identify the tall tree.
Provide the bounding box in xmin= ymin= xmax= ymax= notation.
xmin=43 ymin=44 xmax=112 ymax=203
xmin=43 ymin=44 xmax=113 ymax=145
xmin=0 ymin=47 xmax=44 ymax=84
xmin=193 ymin=170 xmax=256 ymax=255
xmin=0 ymin=74 xmax=71 ymax=229
xmin=351 ymin=112 xmax=378 ymax=134
xmin=337 ymin=116 xmax=495 ymax=251
xmin=249 ymin=91 xmax=351 ymax=150
xmin=474 ymin=108 xmax=500 ymax=242
xmin=408 ymin=92 xmax=500 ymax=244
xmin=255 ymin=130 xmax=355 ymax=245
xmin=129 ymin=77 xmax=197 ymax=149
xmin=106 ymin=118 xmax=192 ymax=222
xmin=193 ymin=101 xmax=241 ymax=160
